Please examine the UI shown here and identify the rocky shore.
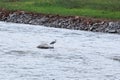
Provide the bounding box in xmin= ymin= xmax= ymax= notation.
xmin=0 ymin=9 xmax=120 ymax=34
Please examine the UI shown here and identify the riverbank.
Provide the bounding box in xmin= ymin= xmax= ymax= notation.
xmin=0 ymin=0 xmax=120 ymax=19
xmin=0 ymin=9 xmax=120 ymax=34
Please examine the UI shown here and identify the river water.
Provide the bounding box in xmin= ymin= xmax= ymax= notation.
xmin=0 ymin=21 xmax=120 ymax=80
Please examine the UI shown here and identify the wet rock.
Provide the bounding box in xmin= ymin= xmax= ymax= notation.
xmin=107 ymin=30 xmax=117 ymax=33
xmin=108 ymin=22 xmax=120 ymax=30
xmin=104 ymin=22 xmax=120 ymax=33
xmin=37 ymin=43 xmax=54 ymax=49
xmin=89 ymin=27 xmax=94 ymax=31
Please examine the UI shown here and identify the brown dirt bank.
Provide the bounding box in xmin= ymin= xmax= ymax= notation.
xmin=0 ymin=8 xmax=120 ymax=34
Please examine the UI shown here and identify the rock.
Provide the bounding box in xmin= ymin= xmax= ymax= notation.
xmin=37 ymin=43 xmax=54 ymax=49
xmin=108 ymin=22 xmax=120 ymax=29
xmin=89 ymin=27 xmax=94 ymax=31
xmin=108 ymin=30 xmax=117 ymax=33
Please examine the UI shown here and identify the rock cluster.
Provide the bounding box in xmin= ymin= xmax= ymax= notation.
xmin=0 ymin=9 xmax=120 ymax=34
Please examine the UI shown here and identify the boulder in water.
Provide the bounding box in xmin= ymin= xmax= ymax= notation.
xmin=37 ymin=43 xmax=54 ymax=49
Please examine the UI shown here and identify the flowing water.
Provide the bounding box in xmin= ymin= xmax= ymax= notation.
xmin=0 ymin=21 xmax=120 ymax=80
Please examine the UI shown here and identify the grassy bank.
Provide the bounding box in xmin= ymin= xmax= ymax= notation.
xmin=0 ymin=0 xmax=120 ymax=19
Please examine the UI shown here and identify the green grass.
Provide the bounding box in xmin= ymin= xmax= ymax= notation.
xmin=0 ymin=0 xmax=120 ymax=19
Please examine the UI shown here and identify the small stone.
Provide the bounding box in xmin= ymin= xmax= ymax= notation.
xmin=90 ymin=27 xmax=94 ymax=31
xmin=108 ymin=30 xmax=117 ymax=33
xmin=75 ymin=16 xmax=79 ymax=19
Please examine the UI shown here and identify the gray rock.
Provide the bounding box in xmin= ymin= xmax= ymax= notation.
xmin=37 ymin=43 xmax=54 ymax=49
xmin=90 ymin=27 xmax=94 ymax=31
xmin=108 ymin=22 xmax=120 ymax=29
xmin=108 ymin=29 xmax=117 ymax=33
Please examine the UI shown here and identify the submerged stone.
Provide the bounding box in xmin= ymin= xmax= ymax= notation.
xmin=37 ymin=43 xmax=54 ymax=49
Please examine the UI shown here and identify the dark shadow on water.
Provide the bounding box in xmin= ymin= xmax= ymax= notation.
xmin=111 ymin=56 xmax=120 ymax=62
xmin=63 ymin=32 xmax=82 ymax=36
xmin=5 ymin=50 xmax=31 ymax=56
